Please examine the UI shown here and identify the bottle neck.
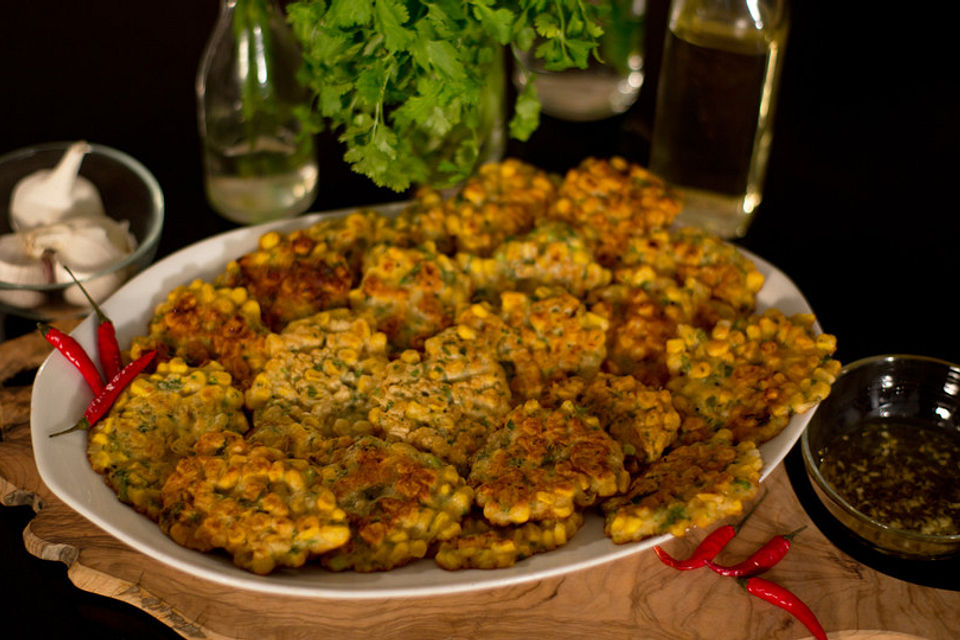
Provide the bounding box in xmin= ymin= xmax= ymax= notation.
xmin=669 ymin=0 xmax=788 ymax=34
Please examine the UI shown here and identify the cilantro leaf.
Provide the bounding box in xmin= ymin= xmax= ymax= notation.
xmin=508 ymin=78 xmax=540 ymax=141
xmin=287 ymin=0 xmax=606 ymax=191
xmin=374 ymin=0 xmax=415 ymax=52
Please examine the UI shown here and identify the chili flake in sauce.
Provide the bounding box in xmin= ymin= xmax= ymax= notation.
xmin=818 ymin=420 xmax=960 ymax=536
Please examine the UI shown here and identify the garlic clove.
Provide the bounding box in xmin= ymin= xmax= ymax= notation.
xmin=10 ymin=141 xmax=106 ymax=231
xmin=0 ymin=233 xmax=51 ymax=308
xmin=19 ymin=215 xmax=137 ymax=308
xmin=54 ymin=260 xmax=128 ymax=307
xmin=22 ymin=216 xmax=135 ymax=266
xmin=33 ymin=216 xmax=137 ymax=307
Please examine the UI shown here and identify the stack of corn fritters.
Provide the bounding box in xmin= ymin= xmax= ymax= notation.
xmin=86 ymin=157 xmax=840 ymax=575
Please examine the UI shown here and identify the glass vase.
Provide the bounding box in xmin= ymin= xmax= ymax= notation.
xmin=512 ymin=1 xmax=646 ymax=122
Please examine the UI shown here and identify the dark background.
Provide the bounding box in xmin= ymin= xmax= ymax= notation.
xmin=1 ymin=1 xmax=957 ymax=638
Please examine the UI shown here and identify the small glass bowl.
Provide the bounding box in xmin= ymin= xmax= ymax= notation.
xmin=0 ymin=141 xmax=164 ymax=319
xmin=802 ymin=354 xmax=960 ymax=559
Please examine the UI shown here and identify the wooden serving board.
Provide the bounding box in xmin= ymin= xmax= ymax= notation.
xmin=2 ymin=329 xmax=957 ymax=640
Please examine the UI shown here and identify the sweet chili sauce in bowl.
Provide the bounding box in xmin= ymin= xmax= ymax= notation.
xmin=802 ymin=354 xmax=960 ymax=559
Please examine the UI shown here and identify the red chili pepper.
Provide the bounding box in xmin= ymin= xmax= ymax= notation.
xmin=654 ymin=489 xmax=768 ymax=570
xmin=737 ymin=576 xmax=828 ymax=640
xmin=63 ymin=265 xmax=123 ymax=380
xmin=705 ymin=526 xmax=807 ymax=577
xmin=49 ymin=350 xmax=156 ymax=437
xmin=39 ymin=323 xmax=105 ymax=395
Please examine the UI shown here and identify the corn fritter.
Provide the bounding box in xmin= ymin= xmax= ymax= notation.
xmin=159 ymin=430 xmax=351 ymax=575
xmin=435 ymin=511 xmax=584 ymax=570
xmin=666 ymin=309 xmax=842 ymax=444
xmin=367 ymin=330 xmax=512 ymax=473
xmin=541 ymin=373 xmax=681 ymax=464
xmin=87 ymin=358 xmax=249 ymax=520
xmin=621 ymin=226 xmax=765 ymax=326
xmin=589 ymin=279 xmax=704 ymax=387
xmin=457 ymin=220 xmax=611 ymax=301
xmin=317 ymin=436 xmax=474 ymax=572
xmin=216 ymin=226 xmax=354 ymax=332
xmin=129 ymin=279 xmax=270 ymax=390
xmin=469 ymin=399 xmax=630 ymax=526
xmin=547 ymin=156 xmax=682 ymax=267
xmin=602 ymin=429 xmax=762 ymax=542
xmin=245 ymin=309 xmax=389 ymax=456
xmin=349 ymin=242 xmax=474 ymax=351
xmin=443 ymin=158 xmax=558 ymax=256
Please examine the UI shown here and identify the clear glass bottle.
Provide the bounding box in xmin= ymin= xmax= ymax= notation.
xmin=648 ymin=0 xmax=789 ymax=238
xmin=512 ymin=1 xmax=646 ymax=122
xmin=197 ymin=0 xmax=318 ymax=225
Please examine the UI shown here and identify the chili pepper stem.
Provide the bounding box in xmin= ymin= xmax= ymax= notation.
xmin=705 ymin=525 xmax=808 ymax=577
xmin=62 ymin=266 xmax=107 ymax=322
xmin=62 ymin=265 xmax=124 ymax=379
xmin=49 ymin=417 xmax=91 ymax=438
xmin=782 ymin=525 xmax=807 ymax=541
xmin=654 ymin=489 xmax=770 ymax=570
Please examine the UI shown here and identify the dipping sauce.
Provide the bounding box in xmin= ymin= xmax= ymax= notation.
xmin=818 ymin=419 xmax=960 ymax=536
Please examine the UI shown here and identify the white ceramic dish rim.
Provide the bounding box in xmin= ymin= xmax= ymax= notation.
xmin=31 ymin=205 xmax=820 ymax=599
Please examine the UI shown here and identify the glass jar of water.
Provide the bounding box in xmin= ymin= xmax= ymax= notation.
xmin=197 ymin=0 xmax=318 ymax=225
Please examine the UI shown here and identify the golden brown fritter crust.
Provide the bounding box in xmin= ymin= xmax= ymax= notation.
xmin=602 ymin=430 xmax=762 ymax=542
xmin=244 ymin=309 xmax=389 ymax=456
xmin=458 ymin=288 xmax=608 ymax=400
xmin=87 ymin=359 xmax=249 ymax=520
xmin=546 ymin=156 xmax=681 ymax=267
xmin=384 ymin=187 xmax=453 ymax=253
xmin=303 ymin=209 xmax=392 ymax=273
xmin=217 ymin=227 xmax=354 ymax=332
xmin=469 ymin=399 xmax=629 ymax=526
xmin=457 ymin=220 xmax=610 ymax=302
xmin=541 ymin=373 xmax=680 ymax=464
xmin=588 ymin=278 xmax=702 ymax=387
xmin=666 ymin=309 xmax=842 ymax=445
xmin=349 ymin=242 xmax=474 ymax=352
xmin=367 ymin=328 xmax=512 ymax=473
xmin=316 ymin=436 xmax=474 ymax=572
xmin=444 ymin=159 xmax=558 ymax=256
xmin=621 ymin=226 xmax=765 ymax=327
xmin=159 ymin=430 xmax=351 ymax=575
xmin=129 ymin=280 xmax=270 ymax=390
xmin=435 ymin=511 xmax=584 ymax=570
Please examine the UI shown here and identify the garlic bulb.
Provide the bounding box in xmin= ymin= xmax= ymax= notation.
xmin=0 ymin=233 xmax=51 ymax=308
xmin=10 ymin=141 xmax=105 ymax=231
xmin=3 ymin=141 xmax=141 ymax=309
xmin=23 ymin=217 xmax=137 ymax=306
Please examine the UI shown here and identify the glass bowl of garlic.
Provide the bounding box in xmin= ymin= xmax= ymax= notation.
xmin=0 ymin=141 xmax=164 ymax=319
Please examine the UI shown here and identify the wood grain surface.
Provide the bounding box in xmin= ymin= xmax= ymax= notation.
xmin=1 ymin=329 xmax=957 ymax=640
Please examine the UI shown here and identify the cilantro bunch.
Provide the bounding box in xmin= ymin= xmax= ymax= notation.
xmin=287 ymin=0 xmax=607 ymax=192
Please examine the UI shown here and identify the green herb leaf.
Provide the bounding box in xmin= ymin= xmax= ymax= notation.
xmin=374 ymin=0 xmax=414 ymax=51
xmin=287 ymin=0 xmax=606 ymax=190
xmin=508 ymin=78 xmax=540 ymax=141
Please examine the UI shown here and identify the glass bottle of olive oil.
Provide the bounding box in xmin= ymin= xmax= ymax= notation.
xmin=649 ymin=0 xmax=789 ymax=238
